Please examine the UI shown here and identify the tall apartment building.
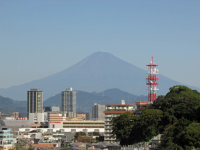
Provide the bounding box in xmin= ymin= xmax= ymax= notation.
xmin=27 ymin=89 xmax=44 ymax=123
xmin=61 ymin=88 xmax=76 ymax=118
xmin=104 ymin=100 xmax=135 ymax=143
xmin=92 ymin=103 xmax=105 ymax=121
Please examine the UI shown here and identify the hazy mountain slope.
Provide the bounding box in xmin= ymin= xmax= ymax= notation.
xmin=0 ymin=88 xmax=146 ymax=116
xmin=44 ymin=88 xmax=147 ymax=112
xmin=0 ymin=96 xmax=26 ymax=115
xmin=0 ymin=52 xmax=180 ymax=100
xmin=97 ymin=88 xmax=146 ymax=103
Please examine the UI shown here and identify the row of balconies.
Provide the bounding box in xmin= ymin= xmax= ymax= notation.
xmin=106 ymin=106 xmax=133 ymax=110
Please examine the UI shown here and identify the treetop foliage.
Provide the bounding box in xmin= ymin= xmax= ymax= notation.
xmin=112 ymin=85 xmax=200 ymax=149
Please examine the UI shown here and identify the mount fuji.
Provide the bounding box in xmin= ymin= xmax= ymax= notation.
xmin=0 ymin=52 xmax=180 ymax=100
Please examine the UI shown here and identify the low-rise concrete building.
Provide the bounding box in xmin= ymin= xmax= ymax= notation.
xmin=135 ymin=101 xmax=148 ymax=110
xmin=29 ymin=113 xmax=44 ymax=124
xmin=3 ymin=120 xmax=32 ymax=129
xmin=0 ymin=128 xmax=15 ymax=149
xmin=49 ymin=120 xmax=105 ymax=133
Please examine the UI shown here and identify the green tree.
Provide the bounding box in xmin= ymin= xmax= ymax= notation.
xmin=161 ymin=118 xmax=191 ymax=149
xmin=177 ymin=122 xmax=200 ymax=149
xmin=112 ymin=85 xmax=200 ymax=149
xmin=112 ymin=112 xmax=137 ymax=145
xmin=131 ymin=109 xmax=163 ymax=143
xmin=156 ymin=86 xmax=200 ymax=149
xmin=112 ymin=109 xmax=163 ymax=145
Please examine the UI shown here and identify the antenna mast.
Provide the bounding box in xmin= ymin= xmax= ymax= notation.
xmin=146 ymin=57 xmax=159 ymax=103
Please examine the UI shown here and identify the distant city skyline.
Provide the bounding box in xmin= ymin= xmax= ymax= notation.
xmin=0 ymin=1 xmax=200 ymax=89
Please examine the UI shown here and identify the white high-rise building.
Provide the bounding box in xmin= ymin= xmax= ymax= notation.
xmin=61 ymin=88 xmax=76 ymax=118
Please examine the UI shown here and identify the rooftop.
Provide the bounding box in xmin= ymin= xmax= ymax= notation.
xmin=106 ymin=104 xmax=133 ymax=106
xmin=31 ymin=144 xmax=55 ymax=148
xmin=104 ymin=111 xmax=135 ymax=114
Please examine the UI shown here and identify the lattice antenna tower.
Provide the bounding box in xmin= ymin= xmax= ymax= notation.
xmin=146 ymin=57 xmax=159 ymax=103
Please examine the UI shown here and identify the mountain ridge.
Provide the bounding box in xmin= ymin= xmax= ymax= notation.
xmin=0 ymin=52 xmax=181 ymax=100
xmin=0 ymin=88 xmax=147 ymax=115
xmin=44 ymin=88 xmax=147 ymax=112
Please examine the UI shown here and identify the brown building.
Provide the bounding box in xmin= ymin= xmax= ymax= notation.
xmin=135 ymin=101 xmax=148 ymax=110
xmin=48 ymin=112 xmax=67 ymax=123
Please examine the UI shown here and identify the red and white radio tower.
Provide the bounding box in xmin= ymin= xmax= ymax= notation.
xmin=146 ymin=56 xmax=159 ymax=103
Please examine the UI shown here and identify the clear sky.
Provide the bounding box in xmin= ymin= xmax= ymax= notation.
xmin=0 ymin=0 xmax=200 ymax=89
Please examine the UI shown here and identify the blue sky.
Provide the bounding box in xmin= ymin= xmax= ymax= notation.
xmin=0 ymin=0 xmax=200 ymax=89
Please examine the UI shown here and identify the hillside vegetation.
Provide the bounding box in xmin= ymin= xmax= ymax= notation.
xmin=112 ymin=85 xmax=200 ymax=150
xmin=0 ymin=96 xmax=26 ymax=115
